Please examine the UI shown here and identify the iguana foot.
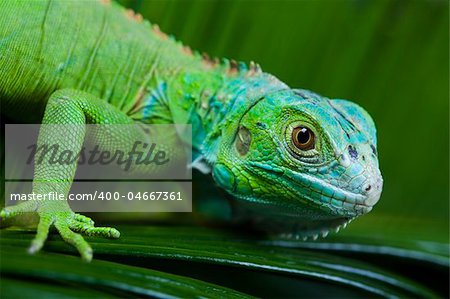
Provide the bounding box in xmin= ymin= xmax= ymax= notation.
xmin=1 ymin=201 xmax=120 ymax=262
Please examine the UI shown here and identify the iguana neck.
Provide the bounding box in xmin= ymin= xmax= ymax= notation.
xmin=165 ymin=67 xmax=288 ymax=160
xmin=116 ymin=15 xmax=288 ymax=155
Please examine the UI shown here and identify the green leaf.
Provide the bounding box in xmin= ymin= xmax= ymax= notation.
xmin=1 ymin=277 xmax=119 ymax=299
xmin=266 ymin=233 xmax=449 ymax=267
xmin=0 ymin=239 xmax=253 ymax=298
xmin=1 ymin=225 xmax=442 ymax=298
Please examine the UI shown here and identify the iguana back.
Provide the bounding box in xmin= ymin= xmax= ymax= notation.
xmin=0 ymin=0 xmax=212 ymax=122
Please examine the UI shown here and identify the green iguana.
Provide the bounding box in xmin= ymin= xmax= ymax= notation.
xmin=0 ymin=0 xmax=383 ymax=261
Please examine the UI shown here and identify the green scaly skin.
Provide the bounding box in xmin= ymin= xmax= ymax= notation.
xmin=0 ymin=0 xmax=383 ymax=261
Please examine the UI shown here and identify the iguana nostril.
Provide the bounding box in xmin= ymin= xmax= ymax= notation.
xmin=348 ymin=145 xmax=358 ymax=160
xmin=371 ymin=144 xmax=377 ymax=156
xmin=365 ymin=185 xmax=372 ymax=192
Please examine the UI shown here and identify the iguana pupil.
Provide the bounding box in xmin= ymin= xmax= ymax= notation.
xmin=292 ymin=126 xmax=315 ymax=150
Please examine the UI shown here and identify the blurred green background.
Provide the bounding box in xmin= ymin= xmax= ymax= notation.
xmin=118 ymin=0 xmax=449 ymax=242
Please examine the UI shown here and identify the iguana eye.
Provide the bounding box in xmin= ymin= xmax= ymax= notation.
xmin=292 ymin=126 xmax=315 ymax=151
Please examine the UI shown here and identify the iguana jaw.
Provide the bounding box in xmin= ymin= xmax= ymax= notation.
xmin=240 ymin=159 xmax=382 ymax=218
xmin=223 ymin=156 xmax=381 ymax=239
xmin=276 ymin=217 xmax=354 ymax=241
xmin=229 ymin=197 xmax=356 ymax=240
xmin=282 ymin=167 xmax=381 ymax=217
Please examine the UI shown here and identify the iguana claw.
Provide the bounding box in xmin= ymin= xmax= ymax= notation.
xmin=1 ymin=201 xmax=120 ymax=262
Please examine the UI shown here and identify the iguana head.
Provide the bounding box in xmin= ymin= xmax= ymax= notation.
xmin=212 ymin=89 xmax=383 ymax=239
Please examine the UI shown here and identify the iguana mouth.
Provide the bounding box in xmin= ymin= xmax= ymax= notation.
xmin=247 ymin=161 xmax=379 ymax=217
xmin=282 ymin=168 xmax=379 ymax=216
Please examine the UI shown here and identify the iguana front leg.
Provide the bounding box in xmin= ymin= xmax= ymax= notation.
xmin=1 ymin=88 xmax=149 ymax=261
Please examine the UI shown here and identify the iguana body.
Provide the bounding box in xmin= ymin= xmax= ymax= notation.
xmin=0 ymin=0 xmax=383 ymax=261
